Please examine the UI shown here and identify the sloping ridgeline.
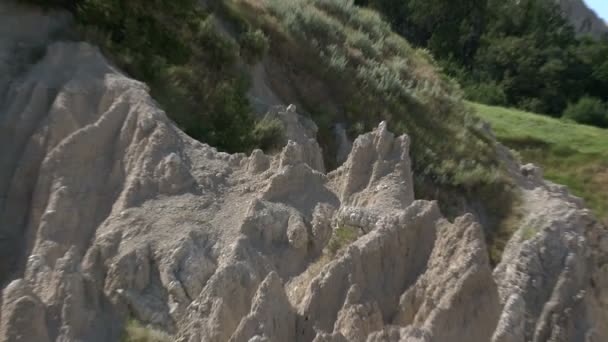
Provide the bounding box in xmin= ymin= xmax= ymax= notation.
xmin=19 ymin=0 xmax=516 ymax=251
xmin=228 ymin=0 xmax=515 ymax=233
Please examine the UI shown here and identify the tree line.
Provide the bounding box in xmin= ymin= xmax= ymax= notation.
xmin=356 ymin=0 xmax=608 ymax=127
xmin=18 ymin=0 xmax=283 ymax=152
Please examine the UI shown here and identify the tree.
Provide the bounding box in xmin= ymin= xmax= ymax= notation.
xmin=357 ymin=0 xmax=608 ymax=125
xmin=357 ymin=0 xmax=487 ymax=67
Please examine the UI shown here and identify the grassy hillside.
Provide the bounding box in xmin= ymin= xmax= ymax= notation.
xmin=472 ymin=102 xmax=608 ymax=224
xmin=232 ymin=0 xmax=509 ymax=188
xmin=230 ymin=0 xmax=519 ymax=236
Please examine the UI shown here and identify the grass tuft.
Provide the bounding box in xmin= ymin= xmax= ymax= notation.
xmin=326 ymin=225 xmax=359 ymax=256
xmin=521 ymin=226 xmax=538 ymax=241
xmin=122 ymin=320 xmax=170 ymax=342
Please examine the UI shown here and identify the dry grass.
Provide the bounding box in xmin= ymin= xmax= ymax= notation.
xmin=287 ymin=224 xmax=361 ymax=305
xmin=286 ymin=254 xmax=332 ymax=306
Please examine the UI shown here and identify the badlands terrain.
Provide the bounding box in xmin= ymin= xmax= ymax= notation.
xmin=1 ymin=2 xmax=608 ymax=342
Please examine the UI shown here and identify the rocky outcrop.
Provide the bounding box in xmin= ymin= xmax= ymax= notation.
xmin=492 ymin=157 xmax=608 ymax=342
xmin=394 ymin=214 xmax=500 ymax=342
xmin=1 ymin=2 xmax=608 ymax=342
xmin=556 ymin=0 xmax=608 ymax=38
xmin=329 ymin=121 xmax=414 ymax=215
xmin=264 ymin=104 xmax=325 ymax=173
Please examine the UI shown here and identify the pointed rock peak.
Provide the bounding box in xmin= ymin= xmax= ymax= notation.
xmin=334 ymin=121 xmax=414 ymax=213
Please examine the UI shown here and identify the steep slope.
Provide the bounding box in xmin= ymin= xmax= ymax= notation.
xmin=473 ymin=102 xmax=608 ymax=225
xmin=557 ymin=0 xmax=608 ymax=38
xmin=1 ymin=2 xmax=608 ymax=342
xmin=493 ymin=148 xmax=608 ymax=342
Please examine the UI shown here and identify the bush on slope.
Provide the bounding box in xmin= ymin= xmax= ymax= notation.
xmin=17 ymin=0 xmax=278 ymax=153
xmin=563 ymin=96 xmax=608 ymax=128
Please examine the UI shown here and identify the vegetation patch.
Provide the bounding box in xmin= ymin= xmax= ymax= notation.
xmin=563 ymin=96 xmax=608 ymax=128
xmin=251 ymin=116 xmax=285 ymax=152
xmin=18 ymin=0 xmax=277 ymax=153
xmin=326 ymin=225 xmax=360 ymax=256
xmin=473 ymin=102 xmax=608 ymax=225
xmin=122 ymin=320 xmax=170 ymax=342
xmin=485 ymin=192 xmax=523 ymax=265
xmin=521 ymin=226 xmax=539 ymax=241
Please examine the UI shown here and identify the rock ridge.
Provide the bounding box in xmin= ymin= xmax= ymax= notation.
xmin=1 ymin=3 xmax=607 ymax=342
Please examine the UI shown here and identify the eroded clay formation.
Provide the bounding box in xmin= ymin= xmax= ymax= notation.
xmin=1 ymin=4 xmax=607 ymax=342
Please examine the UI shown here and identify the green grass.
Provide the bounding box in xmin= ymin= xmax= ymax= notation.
xmin=472 ymin=102 xmax=608 ymax=225
xmin=122 ymin=320 xmax=170 ymax=342
xmin=521 ymin=226 xmax=539 ymax=241
xmin=326 ymin=225 xmax=359 ymax=256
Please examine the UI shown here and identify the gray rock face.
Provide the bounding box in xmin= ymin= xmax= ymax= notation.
xmin=1 ymin=3 xmax=607 ymax=342
xmin=556 ymin=0 xmax=608 ymax=38
xmin=493 ymin=164 xmax=608 ymax=342
xmin=264 ymin=104 xmax=325 ymax=173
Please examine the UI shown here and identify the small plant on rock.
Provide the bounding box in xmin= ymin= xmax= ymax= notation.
xmin=326 ymin=224 xmax=359 ymax=256
xmin=122 ymin=319 xmax=170 ymax=342
xmin=521 ymin=226 xmax=539 ymax=241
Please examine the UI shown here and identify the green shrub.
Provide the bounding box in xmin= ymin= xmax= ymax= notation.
xmin=285 ymin=4 xmax=346 ymax=45
xmin=240 ymin=29 xmax=270 ymax=64
xmin=193 ymin=16 xmax=240 ymax=68
xmin=518 ymin=98 xmax=547 ymax=116
xmin=464 ymin=82 xmax=507 ymax=106
xmin=326 ymin=225 xmax=359 ymax=256
xmin=323 ymin=44 xmax=349 ymax=72
xmin=347 ymin=7 xmax=391 ymax=40
xmin=346 ymin=30 xmax=377 ymax=58
xmin=94 ymin=1 xmax=270 ymax=153
xmin=252 ymin=117 xmax=285 ymax=152
xmin=562 ymin=96 xmax=608 ymax=128
xmin=313 ymin=0 xmax=356 ymax=23
xmin=122 ymin=320 xmax=170 ymax=342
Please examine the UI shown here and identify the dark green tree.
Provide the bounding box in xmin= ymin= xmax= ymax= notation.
xmin=563 ymin=96 xmax=608 ymax=127
xmin=357 ymin=0 xmax=487 ymax=68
